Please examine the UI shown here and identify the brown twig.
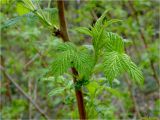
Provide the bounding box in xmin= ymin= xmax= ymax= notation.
xmin=57 ymin=1 xmax=69 ymax=42
xmin=71 ymin=67 xmax=86 ymax=119
xmin=0 ymin=65 xmax=50 ymax=120
xmin=23 ymin=53 xmax=39 ymax=70
xmin=23 ymin=49 xmax=48 ymax=70
xmin=57 ymin=1 xmax=86 ymax=119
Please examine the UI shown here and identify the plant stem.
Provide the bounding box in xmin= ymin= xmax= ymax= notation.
xmin=57 ymin=1 xmax=86 ymax=119
xmin=57 ymin=0 xmax=69 ymax=42
xmin=71 ymin=68 xmax=86 ymax=119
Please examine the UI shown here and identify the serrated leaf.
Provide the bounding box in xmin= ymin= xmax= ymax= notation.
xmin=49 ymin=42 xmax=94 ymax=79
xmin=119 ymin=53 xmax=144 ymax=85
xmin=103 ymin=51 xmax=144 ymax=85
xmin=56 ymin=42 xmax=77 ymax=52
xmin=128 ymin=62 xmax=144 ymax=85
xmin=74 ymin=50 xmax=94 ymax=79
xmin=103 ymin=51 xmax=123 ymax=82
xmin=105 ymin=32 xmax=124 ymax=53
xmin=50 ymin=52 xmax=71 ymax=76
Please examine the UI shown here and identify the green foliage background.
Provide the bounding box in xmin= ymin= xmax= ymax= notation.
xmin=0 ymin=0 xmax=159 ymax=119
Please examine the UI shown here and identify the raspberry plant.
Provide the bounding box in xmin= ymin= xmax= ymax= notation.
xmin=1 ymin=0 xmax=144 ymax=119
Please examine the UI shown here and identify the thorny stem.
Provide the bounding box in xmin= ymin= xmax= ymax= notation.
xmin=57 ymin=1 xmax=86 ymax=119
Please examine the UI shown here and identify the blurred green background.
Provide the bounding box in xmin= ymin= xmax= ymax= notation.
xmin=0 ymin=0 xmax=159 ymax=119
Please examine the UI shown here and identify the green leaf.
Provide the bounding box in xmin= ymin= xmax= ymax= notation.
xmin=119 ymin=54 xmax=144 ymax=85
xmin=48 ymin=87 xmax=65 ymax=96
xmin=49 ymin=42 xmax=94 ymax=79
xmin=91 ymin=27 xmax=106 ymax=52
xmin=16 ymin=3 xmax=30 ymax=15
xmin=103 ymin=51 xmax=123 ymax=82
xmin=90 ymin=23 xmax=124 ymax=54
xmin=103 ymin=51 xmax=144 ymax=85
xmin=74 ymin=50 xmax=94 ymax=79
xmin=105 ymin=32 xmax=124 ymax=53
xmin=56 ymin=42 xmax=77 ymax=52
xmin=104 ymin=19 xmax=122 ymax=27
xmin=75 ymin=27 xmax=92 ymax=36
xmin=95 ymin=9 xmax=110 ymax=28
xmin=20 ymin=0 xmax=36 ymax=11
xmin=89 ymin=12 xmax=124 ymax=54
xmin=49 ymin=52 xmax=71 ymax=76
xmin=128 ymin=62 xmax=144 ymax=85
xmin=49 ymin=42 xmax=75 ymax=76
xmin=42 ymin=8 xmax=58 ymax=26
xmin=86 ymin=81 xmax=99 ymax=96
